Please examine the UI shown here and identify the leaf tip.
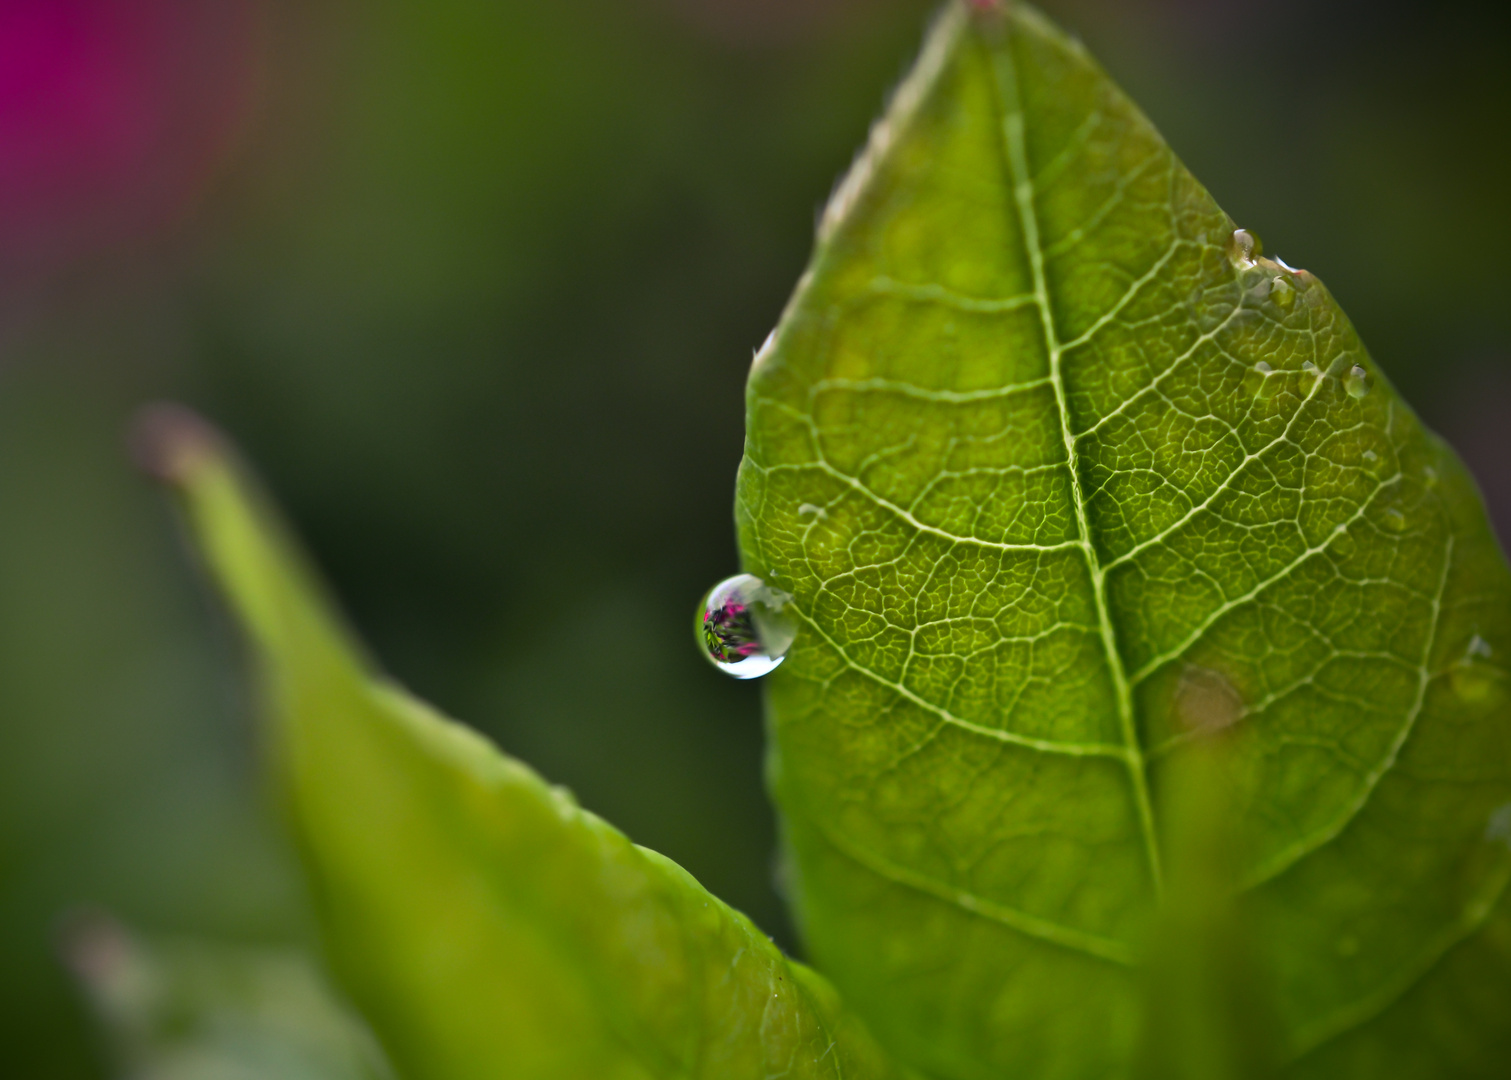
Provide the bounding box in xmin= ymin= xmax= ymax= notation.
xmin=128 ymin=401 xmax=226 ymax=486
xmin=816 ymin=2 xmax=966 ymax=245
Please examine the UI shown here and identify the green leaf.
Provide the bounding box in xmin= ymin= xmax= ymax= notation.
xmin=737 ymin=3 xmax=1511 ymax=1077
xmin=142 ymin=408 xmax=904 ymax=1080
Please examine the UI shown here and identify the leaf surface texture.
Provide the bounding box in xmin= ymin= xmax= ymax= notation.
xmin=737 ymin=4 xmax=1511 ymax=1076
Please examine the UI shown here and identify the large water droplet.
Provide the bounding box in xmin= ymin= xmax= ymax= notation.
xmin=697 ymin=574 xmax=797 ymax=679
xmin=1345 ymin=365 xmax=1370 ymax=399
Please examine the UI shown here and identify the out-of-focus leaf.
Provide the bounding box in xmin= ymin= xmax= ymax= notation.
xmin=737 ymin=2 xmax=1511 ymax=1076
xmin=141 ymin=407 xmax=903 ymax=1080
xmin=63 ymin=912 xmax=392 ymax=1080
xmin=1131 ymin=736 xmax=1279 ymax=1080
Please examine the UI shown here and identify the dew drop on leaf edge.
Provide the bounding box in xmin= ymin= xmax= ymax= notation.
xmin=697 ymin=573 xmax=797 ymax=679
xmin=1227 ymin=227 xmax=1262 ymax=269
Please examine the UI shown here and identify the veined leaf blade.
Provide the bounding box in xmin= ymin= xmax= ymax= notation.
xmin=738 ymin=3 xmax=1511 ymax=1076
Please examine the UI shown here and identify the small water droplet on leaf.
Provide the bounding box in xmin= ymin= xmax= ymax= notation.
xmin=1452 ymin=635 xmax=1504 ymax=705
xmin=1227 ymin=228 xmax=1262 ymax=269
xmin=1254 ymin=361 xmax=1272 ymax=375
xmin=698 ymin=574 xmax=797 ymax=679
xmin=797 ymin=503 xmax=828 ymax=520
xmin=1345 ymin=365 xmax=1370 ymax=399
xmin=753 ymin=329 xmax=777 ymax=365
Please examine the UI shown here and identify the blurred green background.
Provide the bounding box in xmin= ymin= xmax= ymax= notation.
xmin=2 ymin=0 xmax=1508 ymax=1075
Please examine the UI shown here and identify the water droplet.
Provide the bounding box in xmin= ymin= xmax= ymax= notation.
xmin=1254 ymin=361 xmax=1273 ymax=375
xmin=1452 ymin=637 xmax=1504 ymax=704
xmin=1345 ymin=365 xmax=1370 ymax=399
xmin=1383 ymin=507 xmax=1407 ymax=532
xmin=1302 ymin=361 xmax=1319 ymax=376
xmin=1423 ymin=466 xmax=1439 ymax=487
xmin=1271 ymin=276 xmax=1295 ymax=307
xmin=697 ymin=574 xmax=797 ymax=679
xmin=797 ymin=503 xmax=828 ymax=520
xmin=1227 ymin=228 xmax=1262 ymax=269
xmin=753 ymin=329 xmax=777 ymax=366
xmin=1363 ymin=450 xmax=1378 ymax=462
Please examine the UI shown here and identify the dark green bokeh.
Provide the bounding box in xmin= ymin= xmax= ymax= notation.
xmin=1 ymin=1 xmax=1507 ymax=1076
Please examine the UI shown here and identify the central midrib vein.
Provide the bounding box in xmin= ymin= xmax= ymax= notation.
xmin=989 ymin=25 xmax=1164 ymax=896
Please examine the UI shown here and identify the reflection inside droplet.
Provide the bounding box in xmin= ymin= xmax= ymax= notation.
xmin=697 ymin=574 xmax=797 ymax=679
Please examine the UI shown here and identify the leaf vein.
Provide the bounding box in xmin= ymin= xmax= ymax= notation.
xmin=805 ymin=814 xmax=1139 ymax=966
xmin=991 ymin=26 xmax=1164 ymax=894
xmin=795 ymin=608 xmax=1130 ymax=760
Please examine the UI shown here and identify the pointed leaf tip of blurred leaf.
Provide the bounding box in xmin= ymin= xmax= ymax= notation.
xmin=161 ymin=417 xmax=904 ymax=1079
xmin=128 ymin=401 xmax=227 ymax=486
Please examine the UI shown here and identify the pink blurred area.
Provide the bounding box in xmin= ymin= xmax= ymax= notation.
xmin=0 ymin=0 xmax=257 ymax=283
